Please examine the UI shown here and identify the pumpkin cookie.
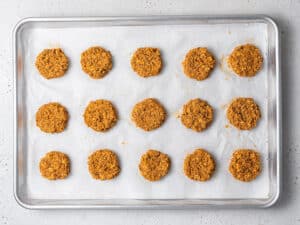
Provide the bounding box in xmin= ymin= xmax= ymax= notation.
xmin=81 ymin=46 xmax=112 ymax=79
xmin=180 ymin=98 xmax=213 ymax=132
xmin=131 ymin=47 xmax=162 ymax=77
xmin=83 ymin=99 xmax=118 ymax=132
xmin=131 ymin=98 xmax=166 ymax=131
xmin=227 ymin=97 xmax=261 ymax=130
xmin=139 ymin=149 xmax=170 ymax=181
xmin=229 ymin=149 xmax=261 ymax=182
xmin=182 ymin=47 xmax=215 ymax=81
xmin=35 ymin=48 xmax=69 ymax=79
xmin=183 ymin=149 xmax=215 ymax=181
xmin=36 ymin=102 xmax=69 ymax=133
xmin=228 ymin=44 xmax=263 ymax=77
xmin=88 ymin=149 xmax=120 ymax=180
xmin=39 ymin=151 xmax=70 ymax=180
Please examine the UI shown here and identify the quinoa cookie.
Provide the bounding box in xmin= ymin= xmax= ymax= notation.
xmin=182 ymin=47 xmax=216 ymax=81
xmin=139 ymin=149 xmax=170 ymax=182
xmin=35 ymin=48 xmax=69 ymax=79
xmin=131 ymin=98 xmax=166 ymax=131
xmin=80 ymin=46 xmax=112 ymax=79
xmin=130 ymin=47 xmax=162 ymax=77
xmin=88 ymin=149 xmax=120 ymax=180
xmin=83 ymin=99 xmax=118 ymax=132
xmin=227 ymin=97 xmax=261 ymax=130
xmin=229 ymin=149 xmax=261 ymax=182
xmin=39 ymin=151 xmax=70 ymax=180
xmin=183 ymin=149 xmax=215 ymax=181
xmin=36 ymin=102 xmax=69 ymax=133
xmin=180 ymin=98 xmax=214 ymax=132
xmin=227 ymin=44 xmax=263 ymax=77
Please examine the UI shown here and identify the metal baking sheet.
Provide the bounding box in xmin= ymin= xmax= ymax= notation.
xmin=13 ymin=16 xmax=281 ymax=209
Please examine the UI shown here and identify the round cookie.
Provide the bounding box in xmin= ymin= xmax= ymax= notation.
xmin=227 ymin=44 xmax=263 ymax=77
xmin=180 ymin=98 xmax=214 ymax=132
xmin=88 ymin=149 xmax=120 ymax=180
xmin=139 ymin=149 xmax=170 ymax=181
xmin=182 ymin=47 xmax=215 ymax=81
xmin=36 ymin=102 xmax=69 ymax=133
xmin=39 ymin=151 xmax=70 ymax=180
xmin=226 ymin=97 xmax=261 ymax=130
xmin=131 ymin=98 xmax=166 ymax=131
xmin=80 ymin=46 xmax=112 ymax=79
xmin=83 ymin=99 xmax=118 ymax=132
xmin=35 ymin=48 xmax=69 ymax=79
xmin=183 ymin=149 xmax=215 ymax=181
xmin=229 ymin=149 xmax=261 ymax=182
xmin=130 ymin=47 xmax=162 ymax=77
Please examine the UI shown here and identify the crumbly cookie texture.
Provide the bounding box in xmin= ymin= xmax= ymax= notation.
xmin=80 ymin=46 xmax=112 ymax=79
xmin=182 ymin=47 xmax=215 ymax=81
xmin=83 ymin=99 xmax=118 ymax=132
xmin=88 ymin=149 xmax=120 ymax=180
xmin=36 ymin=102 xmax=69 ymax=133
xmin=180 ymin=98 xmax=214 ymax=132
xmin=227 ymin=44 xmax=263 ymax=77
xmin=35 ymin=48 xmax=69 ymax=79
xmin=227 ymin=97 xmax=261 ymax=130
xmin=139 ymin=149 xmax=170 ymax=181
xmin=130 ymin=47 xmax=162 ymax=77
xmin=39 ymin=151 xmax=70 ymax=180
xmin=131 ymin=98 xmax=166 ymax=131
xmin=229 ymin=149 xmax=261 ymax=182
xmin=184 ymin=149 xmax=215 ymax=181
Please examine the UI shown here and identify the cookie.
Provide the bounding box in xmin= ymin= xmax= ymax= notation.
xmin=130 ymin=47 xmax=162 ymax=77
xmin=131 ymin=98 xmax=166 ymax=131
xmin=227 ymin=97 xmax=261 ymax=130
xmin=39 ymin=151 xmax=70 ymax=180
xmin=36 ymin=102 xmax=69 ymax=133
xmin=183 ymin=149 xmax=215 ymax=181
xmin=35 ymin=48 xmax=69 ymax=79
xmin=182 ymin=47 xmax=215 ymax=81
xmin=88 ymin=149 xmax=120 ymax=180
xmin=229 ymin=149 xmax=261 ymax=182
xmin=139 ymin=149 xmax=170 ymax=181
xmin=83 ymin=99 xmax=118 ymax=132
xmin=227 ymin=44 xmax=263 ymax=77
xmin=180 ymin=98 xmax=214 ymax=132
xmin=80 ymin=46 xmax=112 ymax=79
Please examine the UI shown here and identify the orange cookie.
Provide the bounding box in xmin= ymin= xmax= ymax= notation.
xmin=229 ymin=149 xmax=261 ymax=182
xmin=227 ymin=44 xmax=263 ymax=77
xmin=88 ymin=149 xmax=120 ymax=180
xmin=35 ymin=48 xmax=69 ymax=79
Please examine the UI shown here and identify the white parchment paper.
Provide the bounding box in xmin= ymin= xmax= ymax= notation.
xmin=22 ymin=22 xmax=269 ymax=199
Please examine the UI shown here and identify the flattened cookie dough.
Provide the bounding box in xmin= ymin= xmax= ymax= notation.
xmin=131 ymin=47 xmax=162 ymax=77
xmin=228 ymin=44 xmax=263 ymax=77
xmin=227 ymin=97 xmax=261 ymax=130
xmin=184 ymin=149 xmax=215 ymax=181
xmin=139 ymin=149 xmax=170 ymax=181
xmin=88 ymin=149 xmax=120 ymax=180
xmin=81 ymin=46 xmax=112 ymax=79
xmin=229 ymin=149 xmax=261 ymax=182
xmin=35 ymin=48 xmax=69 ymax=79
xmin=182 ymin=47 xmax=215 ymax=81
xmin=180 ymin=98 xmax=213 ymax=132
xmin=83 ymin=99 xmax=118 ymax=132
xmin=39 ymin=151 xmax=70 ymax=180
xmin=36 ymin=102 xmax=69 ymax=133
xmin=131 ymin=98 xmax=166 ymax=131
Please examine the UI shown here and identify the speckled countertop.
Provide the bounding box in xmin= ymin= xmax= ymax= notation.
xmin=0 ymin=0 xmax=299 ymax=224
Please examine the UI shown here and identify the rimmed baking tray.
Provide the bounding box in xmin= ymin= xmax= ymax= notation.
xmin=13 ymin=16 xmax=281 ymax=209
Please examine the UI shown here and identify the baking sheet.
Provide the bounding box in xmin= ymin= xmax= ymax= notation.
xmin=21 ymin=22 xmax=270 ymax=200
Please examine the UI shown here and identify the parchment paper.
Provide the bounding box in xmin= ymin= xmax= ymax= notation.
xmin=23 ymin=22 xmax=269 ymax=199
